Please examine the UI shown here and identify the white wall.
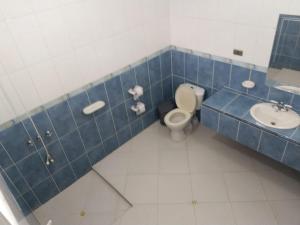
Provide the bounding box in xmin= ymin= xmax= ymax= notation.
xmin=0 ymin=0 xmax=170 ymax=125
xmin=170 ymin=0 xmax=300 ymax=67
xmin=2 ymin=0 xmax=300 ymax=125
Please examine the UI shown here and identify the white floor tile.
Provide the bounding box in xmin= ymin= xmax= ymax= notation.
xmin=214 ymin=138 xmax=255 ymax=172
xmin=158 ymin=175 xmax=192 ymax=203
xmin=269 ymin=200 xmax=300 ymax=225
xmin=159 ymin=150 xmax=189 ymax=174
xmin=195 ymin=203 xmax=236 ymax=225
xmin=158 ymin=204 xmax=196 ymax=225
xmin=188 ymin=148 xmax=222 ymax=173
xmin=101 ymin=175 xmax=127 ymax=195
xmin=125 ymin=175 xmax=158 ymax=204
xmin=34 ymin=171 xmax=130 ymax=225
xmin=224 ymin=172 xmax=266 ymax=201
xmin=191 ymin=173 xmax=229 ymax=202
xmin=120 ymin=204 xmax=158 ymax=225
xmin=80 ymin=212 xmax=117 ymax=225
xmin=186 ymin=125 xmax=217 ymax=149
xmin=84 ymin=177 xmax=120 ymax=213
xmin=157 ymin=135 xmax=188 ymax=152
xmin=127 ymin=149 xmax=159 ymax=174
xmin=33 ymin=122 xmax=300 ymax=225
xmin=257 ymin=170 xmax=300 ymax=200
xmin=94 ymin=150 xmax=129 ymax=176
xmin=232 ymin=202 xmax=277 ymax=225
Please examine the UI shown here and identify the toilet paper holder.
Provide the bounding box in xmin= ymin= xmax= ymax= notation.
xmin=131 ymin=101 xmax=145 ymax=116
xmin=128 ymin=85 xmax=143 ymax=100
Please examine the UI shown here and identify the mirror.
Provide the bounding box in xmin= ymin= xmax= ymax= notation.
xmin=267 ymin=14 xmax=300 ymax=94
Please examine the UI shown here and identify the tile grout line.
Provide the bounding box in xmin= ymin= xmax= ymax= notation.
xmin=21 ymin=122 xmax=60 ymax=202
xmin=43 ymin=109 xmax=78 ymax=184
xmin=118 ymin=71 xmax=133 ymax=139
xmin=228 ymin=64 xmax=233 ymax=88
xmin=280 ymin=141 xmax=289 ymax=162
xmin=210 ymin=59 xmax=215 ymax=91
xmin=4 ymin=123 xmax=43 ymax=208
xmin=185 ymin=139 xmax=198 ymax=225
xmin=103 ymin=82 xmax=119 ymax=147
xmin=235 ymin=121 xmax=241 ymax=141
xmin=85 ymin=89 xmax=105 ymax=153
xmin=65 ymin=98 xmax=93 ymax=168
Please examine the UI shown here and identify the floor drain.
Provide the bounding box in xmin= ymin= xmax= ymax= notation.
xmin=192 ymin=200 xmax=198 ymax=205
xmin=80 ymin=210 xmax=86 ymax=217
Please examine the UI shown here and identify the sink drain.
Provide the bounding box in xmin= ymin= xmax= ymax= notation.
xmin=270 ymin=121 xmax=276 ymax=126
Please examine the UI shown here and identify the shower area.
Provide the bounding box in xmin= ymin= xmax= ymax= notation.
xmin=0 ymin=80 xmax=132 ymax=225
xmin=0 ymin=1 xmax=170 ymax=224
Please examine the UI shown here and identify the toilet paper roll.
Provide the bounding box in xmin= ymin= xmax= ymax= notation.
xmin=133 ymin=85 xmax=143 ymax=98
xmin=134 ymin=102 xmax=146 ymax=115
xmin=137 ymin=102 xmax=145 ymax=115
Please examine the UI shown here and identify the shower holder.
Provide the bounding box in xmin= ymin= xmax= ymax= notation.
xmin=27 ymin=139 xmax=34 ymax=146
xmin=45 ymin=130 xmax=52 ymax=137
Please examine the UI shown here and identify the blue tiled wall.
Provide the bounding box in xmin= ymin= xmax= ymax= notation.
xmin=0 ymin=49 xmax=172 ymax=215
xmin=170 ymin=48 xmax=300 ymax=111
xmin=170 ymin=47 xmax=300 ymax=173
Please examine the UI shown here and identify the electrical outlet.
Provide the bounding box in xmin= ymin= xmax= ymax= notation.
xmin=233 ymin=49 xmax=243 ymax=56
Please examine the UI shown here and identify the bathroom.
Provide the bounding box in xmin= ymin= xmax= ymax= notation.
xmin=1 ymin=0 xmax=300 ymax=224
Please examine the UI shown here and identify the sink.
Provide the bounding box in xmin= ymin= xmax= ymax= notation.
xmin=250 ymin=103 xmax=300 ymax=129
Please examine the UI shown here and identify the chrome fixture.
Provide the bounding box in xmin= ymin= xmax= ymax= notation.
xmin=270 ymin=100 xmax=293 ymax=112
xmin=45 ymin=130 xmax=52 ymax=137
xmin=46 ymin=153 xmax=55 ymax=166
xmin=27 ymin=139 xmax=34 ymax=147
xmin=0 ymin=81 xmax=54 ymax=166
xmin=36 ymin=134 xmax=42 ymax=141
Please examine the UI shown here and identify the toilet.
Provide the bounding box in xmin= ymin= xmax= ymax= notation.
xmin=164 ymin=83 xmax=205 ymax=141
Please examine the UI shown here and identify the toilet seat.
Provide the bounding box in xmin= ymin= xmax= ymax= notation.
xmin=175 ymin=85 xmax=197 ymax=113
xmin=164 ymin=108 xmax=192 ymax=127
xmin=164 ymin=83 xmax=201 ymax=142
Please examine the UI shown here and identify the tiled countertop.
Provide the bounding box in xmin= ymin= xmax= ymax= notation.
xmin=203 ymin=88 xmax=300 ymax=145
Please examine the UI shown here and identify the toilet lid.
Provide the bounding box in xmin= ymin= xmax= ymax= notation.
xmin=175 ymin=85 xmax=197 ymax=113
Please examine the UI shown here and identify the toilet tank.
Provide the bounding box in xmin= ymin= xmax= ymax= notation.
xmin=182 ymin=83 xmax=205 ymax=110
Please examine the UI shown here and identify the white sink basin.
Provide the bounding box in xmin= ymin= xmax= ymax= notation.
xmin=250 ymin=103 xmax=300 ymax=129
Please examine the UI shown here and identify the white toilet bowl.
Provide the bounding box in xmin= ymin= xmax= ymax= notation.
xmin=164 ymin=108 xmax=192 ymax=141
xmin=164 ymin=83 xmax=205 ymax=141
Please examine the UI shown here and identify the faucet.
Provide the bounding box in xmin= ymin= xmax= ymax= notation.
xmin=270 ymin=100 xmax=293 ymax=112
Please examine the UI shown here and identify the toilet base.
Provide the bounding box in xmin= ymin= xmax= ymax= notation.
xmin=170 ymin=130 xmax=186 ymax=142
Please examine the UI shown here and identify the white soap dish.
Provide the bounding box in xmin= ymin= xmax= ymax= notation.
xmin=242 ymin=80 xmax=255 ymax=89
xmin=83 ymin=101 xmax=105 ymax=115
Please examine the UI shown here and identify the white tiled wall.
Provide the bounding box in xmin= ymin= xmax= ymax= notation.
xmin=0 ymin=0 xmax=170 ymax=125
xmin=170 ymin=0 xmax=300 ymax=67
xmin=2 ymin=0 xmax=300 ymax=125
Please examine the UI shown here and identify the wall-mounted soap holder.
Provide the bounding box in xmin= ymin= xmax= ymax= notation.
xmin=242 ymin=80 xmax=255 ymax=89
xmin=83 ymin=101 xmax=105 ymax=115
